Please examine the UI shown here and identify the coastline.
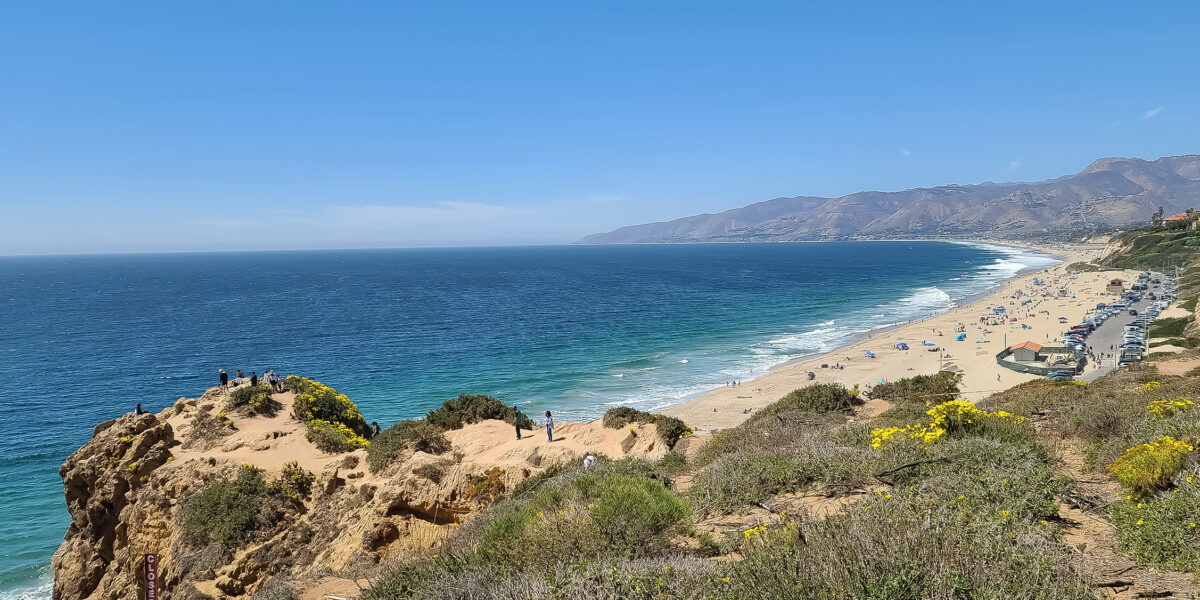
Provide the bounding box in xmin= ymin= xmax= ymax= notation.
xmin=666 ymin=240 xmax=1125 ymax=432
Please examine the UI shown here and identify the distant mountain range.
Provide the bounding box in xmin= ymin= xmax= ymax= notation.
xmin=579 ymin=155 xmax=1200 ymax=244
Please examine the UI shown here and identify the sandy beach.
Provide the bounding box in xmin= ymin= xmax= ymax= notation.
xmin=667 ymin=241 xmax=1141 ymax=432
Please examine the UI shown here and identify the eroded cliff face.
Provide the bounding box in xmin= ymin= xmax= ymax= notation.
xmin=53 ymin=413 xmax=175 ymax=599
xmin=53 ymin=386 xmax=668 ymax=599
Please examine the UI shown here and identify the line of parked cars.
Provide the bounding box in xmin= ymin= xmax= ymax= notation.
xmin=1051 ymin=272 xmax=1176 ymax=378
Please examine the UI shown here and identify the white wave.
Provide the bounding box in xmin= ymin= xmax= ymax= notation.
xmin=677 ymin=359 xmax=688 ymax=363
xmin=611 ymin=373 xmax=624 ymax=378
xmin=897 ymin=286 xmax=953 ymax=308
xmin=0 ymin=568 xmax=51 ymax=600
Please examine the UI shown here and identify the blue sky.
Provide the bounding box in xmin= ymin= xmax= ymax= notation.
xmin=1 ymin=1 xmax=1198 ymax=253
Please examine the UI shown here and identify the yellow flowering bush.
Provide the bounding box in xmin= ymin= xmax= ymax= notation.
xmin=287 ymin=377 xmax=372 ymax=453
xmin=1147 ymin=397 xmax=1196 ymax=418
xmin=1108 ymin=436 xmax=1195 ymax=495
xmin=1141 ymin=381 xmax=1162 ymax=394
xmin=306 ymin=419 xmax=370 ymax=452
xmin=870 ymin=400 xmax=1027 ymax=450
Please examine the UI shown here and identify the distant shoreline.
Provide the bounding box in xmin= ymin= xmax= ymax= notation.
xmin=665 ymin=240 xmax=1117 ymax=432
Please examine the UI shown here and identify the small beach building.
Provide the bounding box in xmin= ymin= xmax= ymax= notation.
xmin=1009 ymin=341 xmax=1043 ymax=362
xmin=1106 ymin=278 xmax=1125 ymax=293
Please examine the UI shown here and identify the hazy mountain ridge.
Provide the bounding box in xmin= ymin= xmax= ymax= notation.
xmin=580 ymin=155 xmax=1200 ymax=243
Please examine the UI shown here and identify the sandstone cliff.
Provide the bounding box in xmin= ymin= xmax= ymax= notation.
xmin=53 ymin=385 xmax=669 ymax=599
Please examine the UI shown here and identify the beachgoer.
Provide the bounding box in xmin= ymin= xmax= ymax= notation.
xmin=135 ymin=403 xmax=145 ymax=415
xmin=250 ymin=372 xmax=258 ymax=387
xmin=219 ymin=369 xmax=228 ymax=387
xmin=514 ymin=405 xmax=523 ymax=440
xmin=236 ymin=369 xmax=244 ymax=379
xmin=545 ymin=411 xmax=554 ymax=442
xmin=232 ymin=375 xmax=243 ymax=387
xmin=370 ymin=421 xmax=382 ymax=437
xmin=996 ymin=373 xmax=1001 ymax=382
xmin=582 ymin=451 xmax=595 ymax=469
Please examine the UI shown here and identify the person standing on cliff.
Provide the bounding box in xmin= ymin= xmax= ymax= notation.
xmin=250 ymin=372 xmax=258 ymax=387
xmin=219 ymin=369 xmax=228 ymax=387
xmin=514 ymin=405 xmax=524 ymax=440
xmin=545 ymin=411 xmax=554 ymax=442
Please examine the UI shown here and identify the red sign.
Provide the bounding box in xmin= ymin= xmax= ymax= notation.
xmin=144 ymin=554 xmax=158 ymax=600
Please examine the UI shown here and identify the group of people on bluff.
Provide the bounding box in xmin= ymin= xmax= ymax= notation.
xmin=218 ymin=368 xmax=283 ymax=392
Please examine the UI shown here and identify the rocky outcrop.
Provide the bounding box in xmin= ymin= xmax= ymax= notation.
xmin=53 ymin=413 xmax=175 ymax=600
xmin=53 ymin=386 xmax=667 ymax=599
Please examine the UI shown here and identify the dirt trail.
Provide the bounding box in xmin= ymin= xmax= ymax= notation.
xmin=1049 ymin=435 xmax=1199 ymax=599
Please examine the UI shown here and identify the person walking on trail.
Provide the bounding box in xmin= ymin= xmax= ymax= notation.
xmin=582 ymin=451 xmax=595 ymax=469
xmin=545 ymin=411 xmax=554 ymax=442
xmin=514 ymin=405 xmax=524 ymax=440
xmin=219 ymin=369 xmax=228 ymax=387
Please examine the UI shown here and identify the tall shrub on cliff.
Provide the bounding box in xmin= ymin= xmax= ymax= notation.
xmin=286 ymin=376 xmax=371 ymax=452
xmin=868 ymin=371 xmax=962 ymax=405
xmin=426 ymin=393 xmax=533 ymax=430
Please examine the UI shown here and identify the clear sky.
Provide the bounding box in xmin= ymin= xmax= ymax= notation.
xmin=1 ymin=1 xmax=1198 ymax=254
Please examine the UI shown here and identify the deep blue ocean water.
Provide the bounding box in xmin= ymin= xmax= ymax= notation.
xmin=0 ymin=241 xmax=1058 ymax=597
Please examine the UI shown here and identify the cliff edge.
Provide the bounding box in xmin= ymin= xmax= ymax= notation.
xmin=53 ymin=383 xmax=669 ymax=599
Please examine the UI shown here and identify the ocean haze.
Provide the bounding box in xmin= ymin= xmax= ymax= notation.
xmin=0 ymin=241 xmax=1058 ymax=597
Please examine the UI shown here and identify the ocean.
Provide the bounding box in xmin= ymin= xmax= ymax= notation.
xmin=0 ymin=241 xmax=1059 ymax=597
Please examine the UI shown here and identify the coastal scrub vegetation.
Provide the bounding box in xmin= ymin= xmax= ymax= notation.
xmin=367 ymin=420 xmax=452 ymax=473
xmin=425 ymin=393 xmax=533 ymax=431
xmin=363 ymin=371 xmax=1099 ymax=599
xmin=601 ymin=407 xmax=693 ymax=449
xmin=867 ymin=370 xmax=962 ymax=405
xmin=286 ymin=376 xmax=372 ymax=453
xmin=758 ymin=382 xmax=860 ymax=414
xmin=977 ymin=362 xmax=1200 ymax=576
xmin=228 ymin=384 xmax=280 ymax=415
xmin=180 ymin=464 xmax=312 ymax=550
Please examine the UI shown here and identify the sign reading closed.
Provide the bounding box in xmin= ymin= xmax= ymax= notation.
xmin=144 ymin=554 xmax=158 ymax=600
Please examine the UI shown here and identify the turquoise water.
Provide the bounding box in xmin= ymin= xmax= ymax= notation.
xmin=0 ymin=241 xmax=1058 ymax=597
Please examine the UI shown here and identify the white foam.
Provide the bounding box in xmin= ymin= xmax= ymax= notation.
xmin=0 ymin=568 xmax=51 ymax=600
xmin=677 ymin=359 xmax=688 ymax=363
xmin=897 ymin=286 xmax=953 ymax=308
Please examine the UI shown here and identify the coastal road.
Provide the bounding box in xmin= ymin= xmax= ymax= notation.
xmin=1080 ymin=272 xmax=1165 ymax=381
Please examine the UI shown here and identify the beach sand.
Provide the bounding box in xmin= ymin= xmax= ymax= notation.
xmin=667 ymin=242 xmax=1140 ymax=433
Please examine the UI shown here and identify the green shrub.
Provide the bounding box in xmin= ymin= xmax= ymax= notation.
xmin=367 ymin=420 xmax=453 ymax=473
xmin=228 ymin=384 xmax=278 ymax=414
xmin=1110 ymin=470 xmax=1200 ymax=574
xmin=868 ymin=371 xmax=962 ymax=405
xmin=476 ymin=471 xmax=690 ymax=566
xmin=426 ymin=394 xmax=532 ymax=430
xmin=600 ymin=407 xmax=692 ymax=449
xmin=601 ymin=406 xmax=653 ymax=429
xmin=181 ymin=465 xmax=278 ymax=549
xmin=724 ymin=494 xmax=1088 ymax=599
xmin=655 ymin=451 xmax=688 ymax=476
xmin=269 ymin=461 xmax=314 ymax=501
xmin=687 ymin=451 xmax=812 ymax=514
xmin=1149 ymin=316 xmax=1193 ymax=338
xmin=761 ymin=383 xmax=859 ymax=415
xmin=693 ymin=410 xmax=842 ymax=468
